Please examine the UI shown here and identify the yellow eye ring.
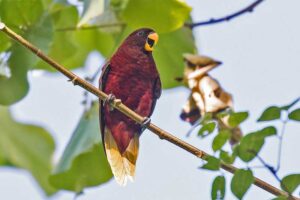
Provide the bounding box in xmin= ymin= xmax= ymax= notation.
xmin=145 ymin=32 xmax=159 ymax=52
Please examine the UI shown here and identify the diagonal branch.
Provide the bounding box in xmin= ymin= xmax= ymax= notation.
xmin=186 ymin=0 xmax=265 ymax=28
xmin=0 ymin=22 xmax=297 ymax=199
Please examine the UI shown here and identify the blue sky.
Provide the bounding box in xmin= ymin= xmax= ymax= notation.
xmin=0 ymin=0 xmax=300 ymax=199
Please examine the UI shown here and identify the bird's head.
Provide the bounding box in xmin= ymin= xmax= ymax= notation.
xmin=123 ymin=28 xmax=159 ymax=53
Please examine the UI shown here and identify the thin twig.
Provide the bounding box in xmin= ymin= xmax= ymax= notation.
xmin=186 ymin=0 xmax=265 ymax=28
xmin=186 ymin=118 xmax=203 ymax=137
xmin=0 ymin=22 xmax=297 ymax=200
xmin=276 ymin=119 xmax=288 ymax=171
xmin=55 ymin=22 xmax=126 ymax=32
xmin=256 ymin=155 xmax=281 ymax=182
xmin=81 ymin=63 xmax=105 ymax=108
xmin=88 ymin=66 xmax=103 ymax=83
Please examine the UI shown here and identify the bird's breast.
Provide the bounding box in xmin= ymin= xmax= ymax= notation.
xmin=105 ymin=69 xmax=154 ymax=101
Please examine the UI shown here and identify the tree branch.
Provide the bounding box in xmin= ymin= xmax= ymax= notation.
xmin=0 ymin=22 xmax=297 ymax=199
xmin=186 ymin=0 xmax=265 ymax=28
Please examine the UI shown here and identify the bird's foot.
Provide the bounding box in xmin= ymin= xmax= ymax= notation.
xmin=104 ymin=93 xmax=117 ymax=111
xmin=68 ymin=77 xmax=78 ymax=85
xmin=141 ymin=117 xmax=151 ymax=128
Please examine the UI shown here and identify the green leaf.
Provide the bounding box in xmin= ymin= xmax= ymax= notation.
xmin=288 ymin=108 xmax=300 ymax=121
xmin=198 ymin=122 xmax=216 ymax=137
xmin=220 ymin=150 xmax=236 ymax=164
xmin=0 ymin=106 xmax=56 ymax=195
xmin=0 ymin=46 xmax=30 ymax=105
xmin=36 ymin=6 xmax=115 ymax=71
xmin=121 ymin=0 xmax=191 ymax=33
xmin=78 ymin=0 xmax=106 ymax=27
xmin=0 ymin=145 xmax=7 ymax=165
xmin=74 ymin=28 xmax=115 ymax=58
xmin=231 ymin=169 xmax=254 ymax=200
xmin=0 ymin=15 xmax=53 ymax=105
xmin=212 ymin=130 xmax=230 ymax=152
xmin=228 ymin=111 xmax=248 ymax=127
xmin=271 ymin=197 xmax=288 ymax=200
xmin=0 ymin=0 xmax=49 ymax=103
xmin=281 ymin=174 xmax=300 ymax=194
xmin=51 ymin=5 xmax=79 ymax=29
xmin=0 ymin=0 xmax=43 ymax=26
xmin=110 ymin=0 xmax=128 ymax=11
xmin=35 ymin=31 xmax=77 ymax=71
xmin=154 ymin=27 xmax=197 ymax=88
xmin=237 ymin=126 xmax=276 ymax=162
xmin=258 ymin=126 xmax=277 ymax=137
xmin=0 ymin=32 xmax=11 ymax=52
xmin=211 ymin=176 xmax=226 ymax=200
xmin=53 ymin=0 xmax=69 ymax=5
xmin=49 ymin=103 xmax=112 ymax=192
xmin=237 ymin=133 xmax=264 ymax=163
xmin=202 ymin=156 xmax=220 ymax=171
xmin=41 ymin=0 xmax=52 ymax=7
xmin=258 ymin=106 xmax=281 ymax=121
xmin=35 ymin=6 xmax=79 ymax=71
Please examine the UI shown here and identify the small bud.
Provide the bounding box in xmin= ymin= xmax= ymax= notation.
xmin=0 ymin=22 xmax=5 ymax=30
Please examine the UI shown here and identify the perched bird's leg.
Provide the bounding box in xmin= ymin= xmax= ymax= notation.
xmin=141 ymin=117 xmax=151 ymax=128
xmin=104 ymin=93 xmax=117 ymax=111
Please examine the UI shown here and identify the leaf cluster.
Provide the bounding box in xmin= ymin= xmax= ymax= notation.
xmin=197 ymin=98 xmax=300 ymax=199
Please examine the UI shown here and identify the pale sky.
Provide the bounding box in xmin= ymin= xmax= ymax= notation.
xmin=0 ymin=0 xmax=300 ymax=199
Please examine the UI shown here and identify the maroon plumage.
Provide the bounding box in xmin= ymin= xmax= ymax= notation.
xmin=99 ymin=28 xmax=161 ymax=185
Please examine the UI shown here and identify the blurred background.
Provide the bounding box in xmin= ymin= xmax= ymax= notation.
xmin=0 ymin=0 xmax=299 ymax=199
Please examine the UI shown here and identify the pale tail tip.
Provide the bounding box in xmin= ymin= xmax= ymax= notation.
xmin=115 ymin=175 xmax=135 ymax=186
xmin=127 ymin=176 xmax=134 ymax=182
xmin=116 ymin=177 xmax=127 ymax=187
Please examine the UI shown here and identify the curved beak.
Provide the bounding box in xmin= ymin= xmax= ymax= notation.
xmin=145 ymin=32 xmax=159 ymax=52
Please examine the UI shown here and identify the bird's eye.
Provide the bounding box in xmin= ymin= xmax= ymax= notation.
xmin=137 ymin=31 xmax=145 ymax=36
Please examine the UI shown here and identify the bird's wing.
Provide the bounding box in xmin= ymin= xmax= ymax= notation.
xmin=99 ymin=62 xmax=138 ymax=185
xmin=99 ymin=62 xmax=111 ymax=151
xmin=148 ymin=76 xmax=162 ymax=117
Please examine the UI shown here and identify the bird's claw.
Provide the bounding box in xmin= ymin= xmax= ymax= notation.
xmin=104 ymin=93 xmax=115 ymax=111
xmin=104 ymin=93 xmax=118 ymax=111
xmin=141 ymin=117 xmax=151 ymax=128
xmin=68 ymin=77 xmax=78 ymax=85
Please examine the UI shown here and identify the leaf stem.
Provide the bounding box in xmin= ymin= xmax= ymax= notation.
xmin=0 ymin=22 xmax=297 ymax=199
xmin=276 ymin=119 xmax=288 ymax=172
xmin=256 ymin=155 xmax=281 ymax=182
xmin=55 ymin=22 xmax=126 ymax=32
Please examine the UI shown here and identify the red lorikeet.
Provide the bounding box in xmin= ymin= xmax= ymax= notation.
xmin=99 ymin=28 xmax=161 ymax=186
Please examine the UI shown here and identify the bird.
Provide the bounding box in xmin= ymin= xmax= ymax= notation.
xmin=99 ymin=28 xmax=161 ymax=186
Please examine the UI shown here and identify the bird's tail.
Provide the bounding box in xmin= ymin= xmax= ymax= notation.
xmin=104 ymin=128 xmax=139 ymax=186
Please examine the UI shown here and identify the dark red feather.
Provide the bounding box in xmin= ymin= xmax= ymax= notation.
xmin=99 ymin=28 xmax=161 ymax=153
